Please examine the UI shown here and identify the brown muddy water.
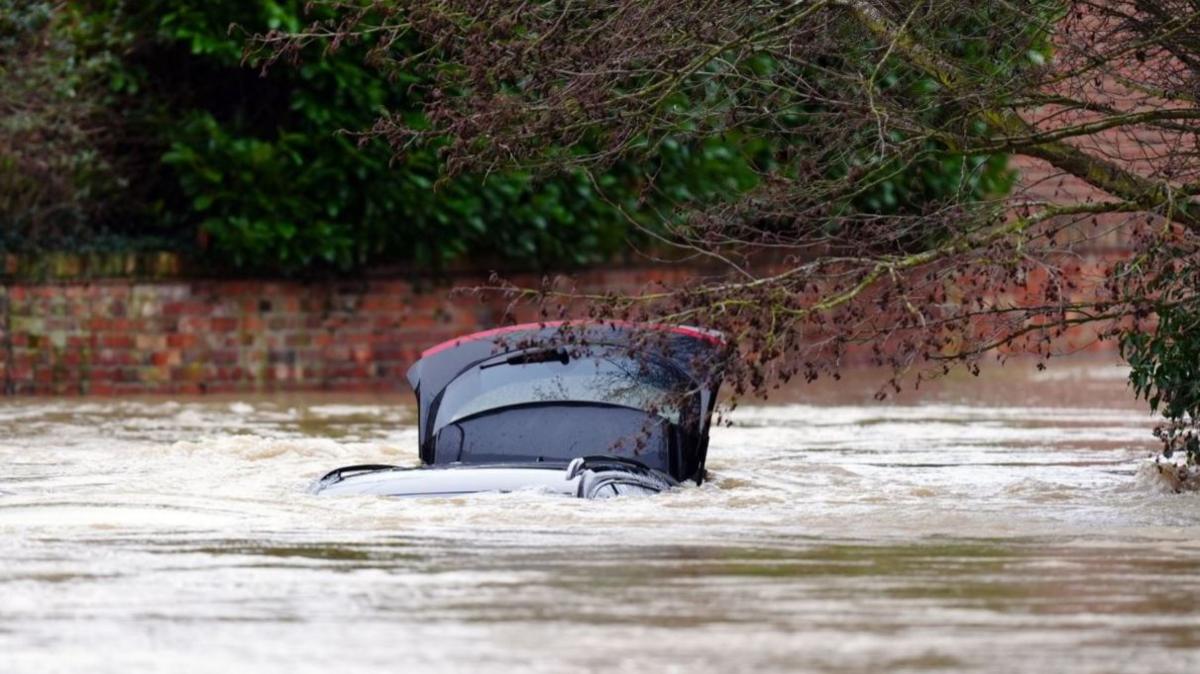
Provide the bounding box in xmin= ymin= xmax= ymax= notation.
xmin=1 ymin=361 xmax=1198 ymax=674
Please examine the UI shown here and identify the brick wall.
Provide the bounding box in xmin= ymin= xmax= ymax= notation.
xmin=0 ymin=253 xmax=1125 ymax=396
xmin=0 ymin=146 xmax=1147 ymax=398
xmin=0 ymin=266 xmax=704 ymax=395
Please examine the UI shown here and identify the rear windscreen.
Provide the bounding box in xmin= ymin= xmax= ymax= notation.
xmin=432 ymin=348 xmax=692 ymax=436
xmin=431 ymin=404 xmax=672 ymax=468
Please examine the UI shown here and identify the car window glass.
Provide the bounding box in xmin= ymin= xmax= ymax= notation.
xmin=434 ymin=348 xmax=690 ymax=433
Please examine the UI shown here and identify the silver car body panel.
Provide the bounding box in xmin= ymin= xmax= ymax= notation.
xmin=310 ymin=458 xmax=678 ymax=499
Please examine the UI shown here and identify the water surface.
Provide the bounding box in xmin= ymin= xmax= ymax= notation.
xmin=1 ymin=362 xmax=1198 ymax=673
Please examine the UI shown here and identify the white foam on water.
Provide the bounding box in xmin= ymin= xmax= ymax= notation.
xmin=1 ymin=364 xmax=1198 ymax=673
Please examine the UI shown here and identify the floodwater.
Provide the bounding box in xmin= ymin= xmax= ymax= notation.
xmin=1 ymin=361 xmax=1198 ymax=674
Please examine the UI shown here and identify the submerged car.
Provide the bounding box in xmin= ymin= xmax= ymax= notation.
xmin=310 ymin=321 xmax=725 ymax=498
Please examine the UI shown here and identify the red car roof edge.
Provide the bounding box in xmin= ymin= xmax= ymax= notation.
xmin=420 ymin=320 xmax=725 ymax=358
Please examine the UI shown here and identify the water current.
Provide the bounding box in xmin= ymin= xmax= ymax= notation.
xmin=1 ymin=361 xmax=1197 ymax=673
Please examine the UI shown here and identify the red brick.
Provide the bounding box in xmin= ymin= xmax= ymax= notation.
xmin=96 ymin=350 xmax=136 ymax=366
xmin=102 ymin=334 xmax=134 ymax=349
xmin=202 ymin=350 xmax=236 ymax=365
xmin=166 ymin=333 xmax=198 ymax=349
xmin=162 ymin=301 xmax=209 ymax=316
xmin=151 ymin=351 xmax=182 ymax=367
xmin=0 ymin=260 xmax=1129 ymax=397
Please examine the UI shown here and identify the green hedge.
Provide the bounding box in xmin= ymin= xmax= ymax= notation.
xmin=2 ymin=1 xmax=1014 ymax=274
xmin=52 ymin=1 xmax=758 ymax=273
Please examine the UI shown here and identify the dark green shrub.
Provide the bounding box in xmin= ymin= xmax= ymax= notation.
xmin=0 ymin=1 xmax=118 ymax=249
xmin=66 ymin=1 xmax=759 ymax=273
xmin=5 ymin=1 xmax=1015 ymax=273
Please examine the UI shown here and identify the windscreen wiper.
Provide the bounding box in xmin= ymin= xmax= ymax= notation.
xmin=480 ymin=348 xmax=570 ymax=369
xmin=309 ymin=463 xmax=401 ymax=492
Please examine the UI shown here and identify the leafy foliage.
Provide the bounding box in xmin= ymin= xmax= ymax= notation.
xmin=1120 ymin=245 xmax=1200 ymax=465
xmin=0 ymin=1 xmax=125 ymax=250
xmin=62 ymin=0 xmax=763 ymax=272
xmin=2 ymin=1 xmax=1021 ymax=272
xmin=290 ymin=0 xmax=1200 ymax=478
